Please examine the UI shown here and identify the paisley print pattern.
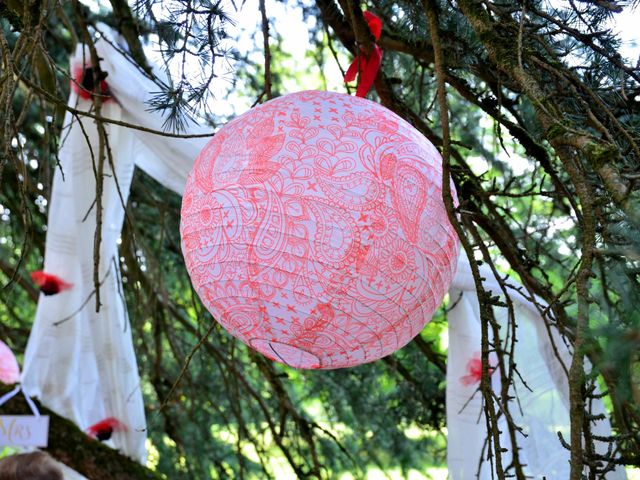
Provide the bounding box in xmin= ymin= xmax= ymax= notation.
xmin=180 ymin=90 xmax=460 ymax=369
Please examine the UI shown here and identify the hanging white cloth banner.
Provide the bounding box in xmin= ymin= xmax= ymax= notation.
xmin=20 ymin=27 xmax=209 ymax=462
xmin=20 ymin=25 xmax=624 ymax=476
xmin=447 ymin=255 xmax=626 ymax=479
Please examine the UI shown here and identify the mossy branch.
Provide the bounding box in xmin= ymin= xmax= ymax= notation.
xmin=0 ymin=384 xmax=161 ymax=480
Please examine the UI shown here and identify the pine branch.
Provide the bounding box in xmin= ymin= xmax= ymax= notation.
xmin=108 ymin=0 xmax=152 ymax=74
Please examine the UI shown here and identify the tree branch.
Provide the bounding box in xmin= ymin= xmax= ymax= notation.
xmin=0 ymin=385 xmax=160 ymax=480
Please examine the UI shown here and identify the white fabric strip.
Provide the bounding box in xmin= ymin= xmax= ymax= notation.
xmin=448 ymin=254 xmax=626 ymax=479
xmin=20 ymin=91 xmax=147 ymax=460
xmin=21 ymin=29 xmax=208 ymax=462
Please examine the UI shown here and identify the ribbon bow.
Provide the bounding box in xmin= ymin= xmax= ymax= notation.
xmin=344 ymin=11 xmax=383 ymax=98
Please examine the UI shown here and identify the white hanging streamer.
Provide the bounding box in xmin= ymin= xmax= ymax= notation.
xmin=447 ymin=255 xmax=626 ymax=479
xmin=20 ymin=25 xmax=209 ymax=463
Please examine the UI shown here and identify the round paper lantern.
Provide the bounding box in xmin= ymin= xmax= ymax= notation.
xmin=0 ymin=339 xmax=20 ymax=384
xmin=181 ymin=90 xmax=459 ymax=369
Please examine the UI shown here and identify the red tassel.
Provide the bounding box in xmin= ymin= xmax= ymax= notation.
xmin=87 ymin=417 xmax=127 ymax=441
xmin=30 ymin=271 xmax=73 ymax=296
xmin=344 ymin=11 xmax=384 ymax=98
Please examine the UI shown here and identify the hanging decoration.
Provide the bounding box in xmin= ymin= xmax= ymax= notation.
xmin=0 ymin=386 xmax=50 ymax=448
xmin=0 ymin=340 xmax=20 ymax=385
xmin=181 ymin=90 xmax=459 ymax=369
xmin=87 ymin=417 xmax=127 ymax=441
xmin=344 ymin=11 xmax=383 ymax=98
xmin=459 ymin=352 xmax=496 ymax=386
xmin=0 ymin=323 xmax=49 ymax=448
xmin=71 ymin=64 xmax=112 ymax=101
xmin=30 ymin=271 xmax=73 ymax=296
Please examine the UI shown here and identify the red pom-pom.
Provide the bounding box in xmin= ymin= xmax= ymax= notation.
xmin=460 ymin=354 xmax=496 ymax=386
xmin=71 ymin=65 xmax=111 ymax=101
xmin=30 ymin=271 xmax=73 ymax=296
xmin=87 ymin=417 xmax=127 ymax=441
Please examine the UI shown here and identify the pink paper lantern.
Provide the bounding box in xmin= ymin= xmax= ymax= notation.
xmin=181 ymin=90 xmax=459 ymax=369
xmin=0 ymin=339 xmax=20 ymax=384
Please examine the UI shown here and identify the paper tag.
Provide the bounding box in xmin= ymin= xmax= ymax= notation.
xmin=0 ymin=415 xmax=50 ymax=447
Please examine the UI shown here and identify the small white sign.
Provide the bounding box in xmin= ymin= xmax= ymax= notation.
xmin=0 ymin=415 xmax=50 ymax=447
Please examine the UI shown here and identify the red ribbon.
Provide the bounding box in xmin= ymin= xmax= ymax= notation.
xmin=344 ymin=11 xmax=383 ymax=98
